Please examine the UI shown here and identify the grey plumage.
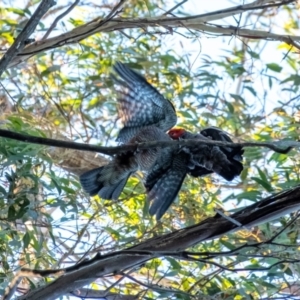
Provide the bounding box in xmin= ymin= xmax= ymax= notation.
xmin=146 ymin=153 xmax=188 ymax=220
xmin=80 ymin=126 xmax=176 ymax=207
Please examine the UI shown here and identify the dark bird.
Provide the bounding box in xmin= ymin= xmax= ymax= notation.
xmin=168 ymin=127 xmax=244 ymax=180
xmin=80 ymin=62 xmax=243 ymax=220
xmin=142 ymin=127 xmax=244 ymax=219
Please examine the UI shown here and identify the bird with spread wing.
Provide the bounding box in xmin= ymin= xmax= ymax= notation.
xmin=80 ymin=62 xmax=243 ymax=220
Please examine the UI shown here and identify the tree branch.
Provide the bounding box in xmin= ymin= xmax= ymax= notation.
xmin=0 ymin=128 xmax=296 ymax=156
xmin=6 ymin=0 xmax=299 ymax=69
xmin=0 ymin=0 xmax=56 ymax=77
xmin=68 ymin=288 xmax=137 ymax=300
xmin=188 ymin=23 xmax=300 ymax=50
xmin=163 ymin=0 xmax=188 ymax=15
xmin=11 ymin=184 xmax=300 ymax=299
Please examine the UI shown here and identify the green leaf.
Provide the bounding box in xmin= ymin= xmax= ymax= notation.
xmin=266 ymin=63 xmax=282 ymax=72
xmin=244 ymin=86 xmax=257 ymax=96
xmin=6 ymin=8 xmax=25 ymax=16
xmin=229 ymin=93 xmax=245 ymax=104
xmin=41 ymin=65 xmax=61 ymax=77
xmin=236 ymin=190 xmax=261 ymax=202
xmin=247 ymin=50 xmax=260 ymax=59
xmin=256 ymin=167 xmax=269 ymax=184
xmin=251 ymin=177 xmax=273 ymax=192
xmin=220 ymin=239 xmax=236 ymax=250
xmin=281 ymin=74 xmax=300 ymax=85
xmin=23 ymin=232 xmax=31 ymax=249
xmin=166 ymin=257 xmax=182 ymax=270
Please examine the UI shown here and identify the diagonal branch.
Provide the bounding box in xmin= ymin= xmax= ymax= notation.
xmin=0 ymin=0 xmax=55 ymax=77
xmin=12 ymin=184 xmax=300 ymax=299
xmin=6 ymin=0 xmax=299 ymax=69
xmin=164 ymin=0 xmax=188 ymax=15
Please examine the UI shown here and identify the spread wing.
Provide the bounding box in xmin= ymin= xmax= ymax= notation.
xmin=113 ymin=62 xmax=177 ymax=143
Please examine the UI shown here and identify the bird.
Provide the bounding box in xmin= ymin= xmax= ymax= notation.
xmin=80 ymin=62 xmax=244 ymax=220
xmin=168 ymin=127 xmax=244 ymax=181
xmin=80 ymin=125 xmax=191 ymax=220
xmin=112 ymin=62 xmax=177 ymax=143
xmin=80 ymin=126 xmax=172 ymax=200
xmin=142 ymin=127 xmax=244 ymax=219
xmin=80 ymin=62 xmax=182 ymax=220
xmin=80 ymin=125 xmax=189 ymax=220
xmin=137 ymin=126 xmax=245 ymax=219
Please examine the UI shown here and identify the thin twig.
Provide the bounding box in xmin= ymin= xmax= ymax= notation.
xmin=122 ymin=272 xmax=193 ymax=298
xmin=3 ymin=277 xmax=22 ymax=300
xmin=163 ymin=0 xmax=188 ymax=15
xmin=69 ymin=288 xmax=136 ymax=299
xmin=100 ymin=0 xmax=127 ymax=24
xmin=190 ymin=256 xmax=300 ymax=273
xmin=43 ymin=0 xmax=80 ymax=40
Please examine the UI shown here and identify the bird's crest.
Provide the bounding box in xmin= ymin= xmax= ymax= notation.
xmin=168 ymin=128 xmax=186 ymax=139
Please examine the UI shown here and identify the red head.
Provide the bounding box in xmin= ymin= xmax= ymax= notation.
xmin=168 ymin=128 xmax=186 ymax=140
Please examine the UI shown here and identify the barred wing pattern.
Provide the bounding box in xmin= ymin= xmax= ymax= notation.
xmin=113 ymin=62 xmax=177 ymax=143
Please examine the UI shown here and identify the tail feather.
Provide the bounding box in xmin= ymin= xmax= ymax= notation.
xmin=214 ymin=163 xmax=239 ymax=181
xmin=148 ymin=168 xmax=186 ymax=220
xmin=98 ymin=175 xmax=131 ymax=200
xmin=80 ymin=167 xmax=104 ymax=196
xmin=209 ymin=147 xmax=241 ymax=181
xmin=213 ymin=160 xmax=243 ymax=181
xmin=232 ymin=148 xmax=244 ymax=162
xmin=80 ymin=165 xmax=133 ymax=200
xmin=231 ymin=159 xmax=243 ymax=175
xmin=146 ymin=155 xmax=187 ymax=220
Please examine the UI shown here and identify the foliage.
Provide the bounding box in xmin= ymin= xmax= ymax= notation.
xmin=0 ymin=0 xmax=300 ymax=299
